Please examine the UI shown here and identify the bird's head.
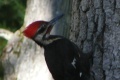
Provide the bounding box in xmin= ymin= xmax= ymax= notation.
xmin=23 ymin=14 xmax=63 ymax=45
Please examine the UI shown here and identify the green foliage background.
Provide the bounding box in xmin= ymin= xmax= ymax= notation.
xmin=0 ymin=0 xmax=26 ymax=32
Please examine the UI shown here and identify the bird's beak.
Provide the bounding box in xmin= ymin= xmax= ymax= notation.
xmin=48 ymin=14 xmax=64 ymax=26
xmin=45 ymin=14 xmax=64 ymax=34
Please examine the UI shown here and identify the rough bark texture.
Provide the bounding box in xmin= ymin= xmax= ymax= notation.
xmin=1 ymin=0 xmax=71 ymax=80
xmin=70 ymin=0 xmax=120 ymax=80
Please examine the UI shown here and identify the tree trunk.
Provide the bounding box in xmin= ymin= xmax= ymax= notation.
xmin=1 ymin=0 xmax=71 ymax=80
xmin=70 ymin=0 xmax=120 ymax=80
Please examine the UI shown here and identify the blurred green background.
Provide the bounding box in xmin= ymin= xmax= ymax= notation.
xmin=0 ymin=0 xmax=26 ymax=56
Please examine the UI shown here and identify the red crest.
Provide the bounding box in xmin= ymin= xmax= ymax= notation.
xmin=23 ymin=21 xmax=46 ymax=38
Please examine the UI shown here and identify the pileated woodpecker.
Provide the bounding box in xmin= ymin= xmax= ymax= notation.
xmin=23 ymin=14 xmax=91 ymax=80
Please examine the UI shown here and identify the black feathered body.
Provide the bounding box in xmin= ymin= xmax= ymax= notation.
xmin=35 ymin=35 xmax=90 ymax=80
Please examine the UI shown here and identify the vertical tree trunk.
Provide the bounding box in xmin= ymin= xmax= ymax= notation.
xmin=70 ymin=0 xmax=120 ymax=80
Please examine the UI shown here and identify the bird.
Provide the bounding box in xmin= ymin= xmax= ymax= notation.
xmin=23 ymin=14 xmax=91 ymax=80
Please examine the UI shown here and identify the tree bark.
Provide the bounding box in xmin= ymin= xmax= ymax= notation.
xmin=70 ymin=0 xmax=120 ymax=80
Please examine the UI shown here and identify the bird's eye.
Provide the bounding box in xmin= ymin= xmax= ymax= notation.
xmin=37 ymin=24 xmax=46 ymax=33
xmin=40 ymin=27 xmax=46 ymax=33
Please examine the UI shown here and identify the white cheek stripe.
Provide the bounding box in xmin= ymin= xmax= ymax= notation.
xmin=35 ymin=35 xmax=61 ymax=45
xmin=71 ymin=58 xmax=76 ymax=69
